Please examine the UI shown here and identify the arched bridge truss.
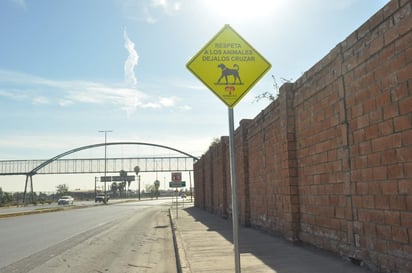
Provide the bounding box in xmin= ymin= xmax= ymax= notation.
xmin=0 ymin=142 xmax=199 ymax=203
xmin=0 ymin=156 xmax=195 ymax=175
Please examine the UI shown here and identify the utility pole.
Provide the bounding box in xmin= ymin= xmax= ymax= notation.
xmin=98 ymin=130 xmax=112 ymax=204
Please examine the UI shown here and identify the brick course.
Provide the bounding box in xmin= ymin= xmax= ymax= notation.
xmin=193 ymin=1 xmax=412 ymax=272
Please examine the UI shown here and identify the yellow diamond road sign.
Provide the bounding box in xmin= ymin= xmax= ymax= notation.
xmin=186 ymin=24 xmax=271 ymax=108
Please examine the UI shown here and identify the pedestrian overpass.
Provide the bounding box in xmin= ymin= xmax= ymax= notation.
xmin=0 ymin=142 xmax=199 ymax=203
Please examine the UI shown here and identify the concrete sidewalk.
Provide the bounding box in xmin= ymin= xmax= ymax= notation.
xmin=171 ymin=203 xmax=375 ymax=273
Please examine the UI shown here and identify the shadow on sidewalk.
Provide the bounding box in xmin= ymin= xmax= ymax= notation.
xmin=181 ymin=206 xmax=374 ymax=273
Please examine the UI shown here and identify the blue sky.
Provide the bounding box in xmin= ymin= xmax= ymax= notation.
xmin=0 ymin=0 xmax=388 ymax=191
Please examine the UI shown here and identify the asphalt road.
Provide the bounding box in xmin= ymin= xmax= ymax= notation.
xmin=0 ymin=199 xmax=177 ymax=273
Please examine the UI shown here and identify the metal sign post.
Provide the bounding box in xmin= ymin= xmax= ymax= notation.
xmin=228 ymin=107 xmax=241 ymax=273
xmin=171 ymin=172 xmax=183 ymax=219
xmin=176 ymin=189 xmax=179 ymax=219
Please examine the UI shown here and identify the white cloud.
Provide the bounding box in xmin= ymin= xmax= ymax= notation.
xmin=0 ymin=133 xmax=105 ymax=160
xmin=139 ymin=96 xmax=177 ymax=109
xmin=64 ymin=83 xmax=148 ymax=116
xmin=122 ymin=0 xmax=182 ymax=23
xmin=143 ymin=7 xmax=157 ymax=24
xmin=0 ymin=70 xmax=188 ymax=114
xmin=0 ymin=28 xmax=189 ymax=115
xmin=123 ymin=30 xmax=139 ymax=86
xmin=141 ymin=102 xmax=162 ymax=109
xmin=0 ymin=89 xmax=27 ymax=100
xmin=151 ymin=0 xmax=181 ymax=14
xmin=151 ymin=0 xmax=168 ymax=8
xmin=59 ymin=99 xmax=74 ymax=107
xmin=174 ymin=79 xmax=208 ymax=91
xmin=32 ymin=96 xmax=50 ymax=105
xmin=159 ymin=97 xmax=176 ymax=107
xmin=10 ymin=0 xmax=27 ymax=10
xmin=180 ymin=105 xmax=192 ymax=111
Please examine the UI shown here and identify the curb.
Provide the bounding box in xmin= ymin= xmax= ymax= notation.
xmin=169 ymin=207 xmax=191 ymax=273
xmin=169 ymin=208 xmax=182 ymax=273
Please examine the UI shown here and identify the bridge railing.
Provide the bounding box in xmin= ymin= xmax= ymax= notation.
xmin=0 ymin=156 xmax=195 ymax=175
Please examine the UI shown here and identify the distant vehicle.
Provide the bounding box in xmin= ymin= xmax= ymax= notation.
xmin=58 ymin=196 xmax=74 ymax=205
xmin=95 ymin=194 xmax=109 ymax=203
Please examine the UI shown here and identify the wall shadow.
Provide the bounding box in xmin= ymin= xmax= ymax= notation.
xmin=181 ymin=206 xmax=374 ymax=273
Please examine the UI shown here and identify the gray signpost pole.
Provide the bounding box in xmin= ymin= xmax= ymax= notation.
xmin=228 ymin=108 xmax=241 ymax=273
xmin=176 ymin=189 xmax=179 ymax=219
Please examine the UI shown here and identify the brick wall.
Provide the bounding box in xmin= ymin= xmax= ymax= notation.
xmin=211 ymin=136 xmax=229 ymax=216
xmin=193 ymin=152 xmax=204 ymax=208
xmin=235 ymin=120 xmax=251 ymax=225
xmin=193 ymin=0 xmax=412 ymax=272
xmin=340 ymin=1 xmax=412 ymax=271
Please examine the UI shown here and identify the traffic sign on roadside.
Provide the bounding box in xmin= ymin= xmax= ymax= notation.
xmin=100 ymin=175 xmax=135 ymax=182
xmin=169 ymin=181 xmax=186 ymax=188
xmin=171 ymin=172 xmax=182 ymax=182
xmin=186 ymin=24 xmax=272 ymax=273
xmin=186 ymin=24 xmax=271 ymax=108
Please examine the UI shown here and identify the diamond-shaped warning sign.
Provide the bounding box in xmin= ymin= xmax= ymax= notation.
xmin=186 ymin=24 xmax=271 ymax=108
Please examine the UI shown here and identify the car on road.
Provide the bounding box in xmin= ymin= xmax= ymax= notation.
xmin=57 ymin=196 xmax=74 ymax=205
xmin=95 ymin=194 xmax=109 ymax=203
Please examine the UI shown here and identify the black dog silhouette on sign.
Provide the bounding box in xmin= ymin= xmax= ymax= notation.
xmin=217 ymin=63 xmax=242 ymax=85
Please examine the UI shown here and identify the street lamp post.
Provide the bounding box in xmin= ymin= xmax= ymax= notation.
xmin=99 ymin=130 xmax=112 ymax=204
